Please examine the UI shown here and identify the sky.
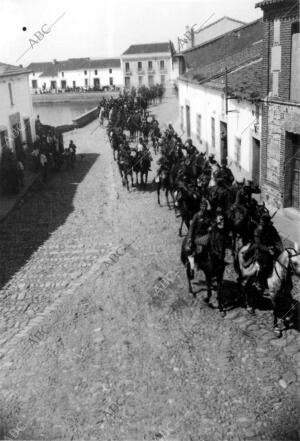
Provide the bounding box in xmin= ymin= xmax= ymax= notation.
xmin=0 ymin=0 xmax=262 ymax=67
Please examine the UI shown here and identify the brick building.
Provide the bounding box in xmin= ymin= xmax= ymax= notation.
xmin=256 ymin=0 xmax=300 ymax=211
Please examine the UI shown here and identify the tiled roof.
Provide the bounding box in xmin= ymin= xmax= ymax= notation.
xmin=89 ymin=58 xmax=120 ymax=68
xmin=182 ymin=41 xmax=262 ymax=83
xmin=58 ymin=58 xmax=90 ymax=71
xmin=255 ymin=0 xmax=296 ymax=8
xmin=205 ymin=58 xmax=263 ymax=101
xmin=27 ymin=58 xmax=121 ymax=75
xmin=0 ymin=62 xmax=31 ymax=77
xmin=27 ymin=62 xmax=54 ymax=73
xmin=122 ymin=42 xmax=171 ymax=55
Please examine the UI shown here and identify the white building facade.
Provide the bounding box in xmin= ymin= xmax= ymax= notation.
xmin=27 ymin=58 xmax=123 ymax=93
xmin=121 ymin=42 xmax=174 ymax=90
xmin=178 ymin=67 xmax=262 ymax=184
xmin=0 ymin=62 xmax=35 ymax=160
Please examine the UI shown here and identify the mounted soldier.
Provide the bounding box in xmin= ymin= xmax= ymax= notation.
xmin=214 ymin=158 xmax=234 ymax=187
xmin=243 ymin=213 xmax=283 ymax=291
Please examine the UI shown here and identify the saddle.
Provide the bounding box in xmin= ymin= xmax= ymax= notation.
xmin=240 ymin=245 xmax=260 ymax=279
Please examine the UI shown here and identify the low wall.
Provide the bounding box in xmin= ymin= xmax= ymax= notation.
xmin=72 ymin=107 xmax=99 ymax=127
xmin=32 ymin=91 xmax=118 ymax=104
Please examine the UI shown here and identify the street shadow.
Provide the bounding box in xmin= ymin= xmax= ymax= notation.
xmin=0 ymin=153 xmax=99 ymax=292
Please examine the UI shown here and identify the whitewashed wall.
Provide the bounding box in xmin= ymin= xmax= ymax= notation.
xmin=178 ymin=78 xmax=261 ymax=182
xmin=0 ymin=73 xmax=35 ymax=151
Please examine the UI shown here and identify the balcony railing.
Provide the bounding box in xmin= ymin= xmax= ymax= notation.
xmin=147 ymin=69 xmax=155 ymax=74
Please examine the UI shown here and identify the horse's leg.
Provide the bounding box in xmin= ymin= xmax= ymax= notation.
xmin=204 ymin=272 xmax=212 ymax=304
xmin=178 ymin=218 xmax=184 ymax=237
xmin=186 ymin=260 xmax=194 ymax=296
xmin=270 ymin=291 xmax=284 ymax=337
xmin=216 ymin=276 xmax=225 ymax=317
xmin=157 ymin=182 xmax=161 ymax=205
xmin=166 ymin=188 xmax=171 ymax=209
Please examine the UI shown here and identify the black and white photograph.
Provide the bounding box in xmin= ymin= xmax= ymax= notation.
xmin=0 ymin=0 xmax=300 ymax=439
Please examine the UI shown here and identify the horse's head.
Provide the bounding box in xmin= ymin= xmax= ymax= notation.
xmin=288 ymin=242 xmax=300 ymax=276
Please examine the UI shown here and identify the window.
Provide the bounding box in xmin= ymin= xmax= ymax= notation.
xmin=84 ymin=79 xmax=88 ymax=87
xmin=290 ymin=22 xmax=300 ymax=102
xmin=160 ymin=60 xmax=165 ymax=70
xmin=8 ymin=83 xmax=13 ymax=105
xmin=94 ymin=70 xmax=98 ymax=75
xmin=196 ymin=114 xmax=202 ymax=141
xmin=84 ymin=70 xmax=87 ymax=75
xmin=235 ymin=137 xmax=241 ymax=165
xmin=33 ymin=73 xmax=35 ymax=77
xmin=211 ymin=117 xmax=215 ymax=148
xmin=138 ymin=76 xmax=143 ymax=86
xmin=272 ymin=71 xmax=279 ymax=96
xmin=32 ymin=80 xmax=38 ymax=89
xmin=148 ymin=75 xmax=154 ymax=87
xmin=109 ymin=68 xmax=112 ymax=74
xmin=109 ymin=77 xmax=113 ymax=86
xmin=125 ymin=76 xmax=130 ymax=88
xmin=138 ymin=61 xmax=142 ymax=72
xmin=148 ymin=61 xmax=153 ymax=71
xmin=180 ymin=106 xmax=184 ymax=130
xmin=160 ymin=75 xmax=165 ymax=85
xmin=61 ymin=80 xmax=66 ymax=88
xmin=61 ymin=72 xmax=64 ymax=77
xmin=72 ymin=81 xmax=76 ymax=88
xmin=274 ymin=19 xmax=280 ymax=45
xmin=125 ymin=62 xmax=130 ymax=73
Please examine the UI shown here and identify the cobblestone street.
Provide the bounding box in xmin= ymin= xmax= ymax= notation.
xmin=0 ymin=95 xmax=299 ymax=441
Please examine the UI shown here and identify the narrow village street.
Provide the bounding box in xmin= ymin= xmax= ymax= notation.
xmin=0 ymin=94 xmax=299 ymax=441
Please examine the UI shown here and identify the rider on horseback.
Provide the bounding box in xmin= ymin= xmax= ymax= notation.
xmin=214 ymin=158 xmax=234 ymax=187
xmin=185 ymin=199 xmax=213 ymax=277
xmin=244 ymin=213 xmax=283 ymax=290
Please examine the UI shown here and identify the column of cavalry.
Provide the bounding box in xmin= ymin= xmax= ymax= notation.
xmin=98 ymin=87 xmax=300 ymax=338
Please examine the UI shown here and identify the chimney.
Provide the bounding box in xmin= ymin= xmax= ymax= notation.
xmin=53 ymin=59 xmax=57 ymax=64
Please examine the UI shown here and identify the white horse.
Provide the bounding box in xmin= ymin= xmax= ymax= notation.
xmin=237 ymin=242 xmax=300 ymax=336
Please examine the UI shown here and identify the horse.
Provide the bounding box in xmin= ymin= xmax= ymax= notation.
xmin=117 ymin=151 xmax=134 ymax=191
xmin=237 ymin=242 xmax=300 ymax=336
xmin=156 ymin=161 xmax=181 ymax=208
xmin=174 ymin=184 xmax=202 ymax=236
xmin=181 ymin=234 xmax=226 ymax=315
xmin=138 ymin=151 xmax=152 ymax=187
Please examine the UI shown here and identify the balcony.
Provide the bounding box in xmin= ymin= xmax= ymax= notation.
xmin=137 ymin=70 xmax=145 ymax=75
xmin=124 ymin=71 xmax=132 ymax=76
xmin=159 ymin=68 xmax=168 ymax=74
xmin=147 ymin=69 xmax=156 ymax=74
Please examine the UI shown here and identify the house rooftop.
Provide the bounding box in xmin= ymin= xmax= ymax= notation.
xmin=205 ymin=58 xmax=263 ymax=101
xmin=196 ymin=16 xmax=246 ymax=33
xmin=0 ymin=62 xmax=31 ymax=78
xmin=122 ymin=42 xmax=171 ymax=55
xmin=27 ymin=58 xmax=121 ymax=76
xmin=255 ymin=0 xmax=297 ymax=8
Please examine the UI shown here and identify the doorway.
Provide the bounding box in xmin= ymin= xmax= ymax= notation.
xmin=220 ymin=121 xmax=228 ymax=162
xmin=252 ymin=137 xmax=260 ymax=186
xmin=285 ymin=132 xmax=300 ymax=209
xmin=93 ymin=78 xmax=100 ymax=89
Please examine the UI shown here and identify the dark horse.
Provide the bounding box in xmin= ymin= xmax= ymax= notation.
xmin=181 ymin=235 xmax=226 ymax=315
